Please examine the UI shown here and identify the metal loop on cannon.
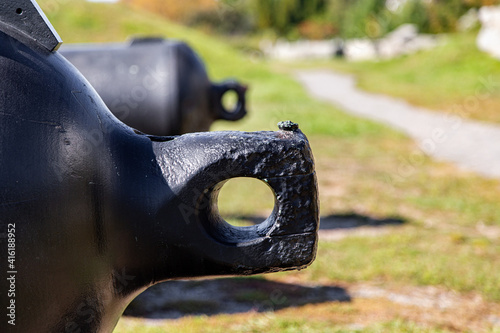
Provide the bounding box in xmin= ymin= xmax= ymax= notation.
xmin=199 ymin=177 xmax=278 ymax=245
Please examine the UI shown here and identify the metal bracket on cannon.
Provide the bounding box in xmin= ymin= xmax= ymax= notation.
xmin=0 ymin=0 xmax=62 ymax=52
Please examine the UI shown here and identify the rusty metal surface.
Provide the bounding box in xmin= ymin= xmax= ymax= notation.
xmin=0 ymin=3 xmax=318 ymax=332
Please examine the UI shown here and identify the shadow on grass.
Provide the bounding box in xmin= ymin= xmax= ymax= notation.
xmin=319 ymin=213 xmax=406 ymax=230
xmin=222 ymin=213 xmax=407 ymax=230
xmin=124 ymin=213 xmax=403 ymax=320
xmin=124 ymin=278 xmax=350 ymax=319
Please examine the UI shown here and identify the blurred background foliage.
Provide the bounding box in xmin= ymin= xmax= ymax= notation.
xmin=121 ymin=0 xmax=500 ymax=40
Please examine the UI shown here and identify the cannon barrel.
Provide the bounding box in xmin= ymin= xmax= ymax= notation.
xmin=60 ymin=37 xmax=248 ymax=136
xmin=0 ymin=2 xmax=318 ymax=332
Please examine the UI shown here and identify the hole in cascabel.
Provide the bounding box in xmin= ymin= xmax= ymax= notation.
xmin=222 ymin=90 xmax=239 ymax=113
xmin=217 ymin=177 xmax=274 ymax=227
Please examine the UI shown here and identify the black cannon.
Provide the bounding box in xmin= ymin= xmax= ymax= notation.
xmin=60 ymin=37 xmax=248 ymax=136
xmin=0 ymin=2 xmax=318 ymax=332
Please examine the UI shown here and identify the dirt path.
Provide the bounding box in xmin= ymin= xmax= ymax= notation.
xmin=295 ymin=70 xmax=500 ymax=179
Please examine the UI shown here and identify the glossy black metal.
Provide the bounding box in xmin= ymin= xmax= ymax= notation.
xmin=60 ymin=38 xmax=248 ymax=136
xmin=0 ymin=3 xmax=318 ymax=332
xmin=0 ymin=0 xmax=62 ymax=51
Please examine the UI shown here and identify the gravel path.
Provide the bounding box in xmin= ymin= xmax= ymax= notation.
xmin=296 ymin=70 xmax=500 ymax=179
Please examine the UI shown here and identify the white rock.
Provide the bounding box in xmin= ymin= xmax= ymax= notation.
xmin=477 ymin=6 xmax=500 ymax=60
xmin=261 ymin=23 xmax=439 ymax=62
xmin=387 ymin=23 xmax=419 ymax=41
xmin=458 ymin=8 xmax=479 ymax=32
xmin=378 ymin=24 xmax=417 ymax=59
xmin=261 ymin=39 xmax=339 ymax=61
xmin=345 ymin=24 xmax=438 ymax=61
xmin=343 ymin=39 xmax=378 ymax=61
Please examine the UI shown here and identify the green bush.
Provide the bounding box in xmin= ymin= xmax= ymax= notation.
xmin=187 ymin=5 xmax=255 ymax=35
xmin=249 ymin=0 xmax=500 ymax=39
xmin=121 ymin=0 xmax=500 ymax=39
xmin=251 ymin=0 xmax=327 ymax=34
xmin=338 ymin=0 xmax=393 ymax=39
xmin=393 ymin=0 xmax=500 ymax=34
xmin=297 ymin=18 xmax=337 ymax=40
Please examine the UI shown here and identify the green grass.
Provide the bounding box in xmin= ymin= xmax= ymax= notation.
xmin=301 ymin=228 xmax=500 ymax=299
xmin=39 ymin=1 xmax=500 ymax=331
xmin=116 ymin=317 xmax=458 ymax=333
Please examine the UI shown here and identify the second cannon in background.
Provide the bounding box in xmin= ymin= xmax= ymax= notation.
xmin=61 ymin=37 xmax=248 ymax=136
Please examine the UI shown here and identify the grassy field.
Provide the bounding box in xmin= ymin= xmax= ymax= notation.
xmin=304 ymin=32 xmax=500 ymax=124
xmin=39 ymin=1 xmax=500 ymax=331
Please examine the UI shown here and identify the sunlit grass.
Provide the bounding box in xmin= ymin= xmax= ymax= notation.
xmin=317 ymin=32 xmax=500 ymax=123
xmin=295 ymin=228 xmax=500 ymax=300
xmin=115 ymin=305 xmax=463 ymax=333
